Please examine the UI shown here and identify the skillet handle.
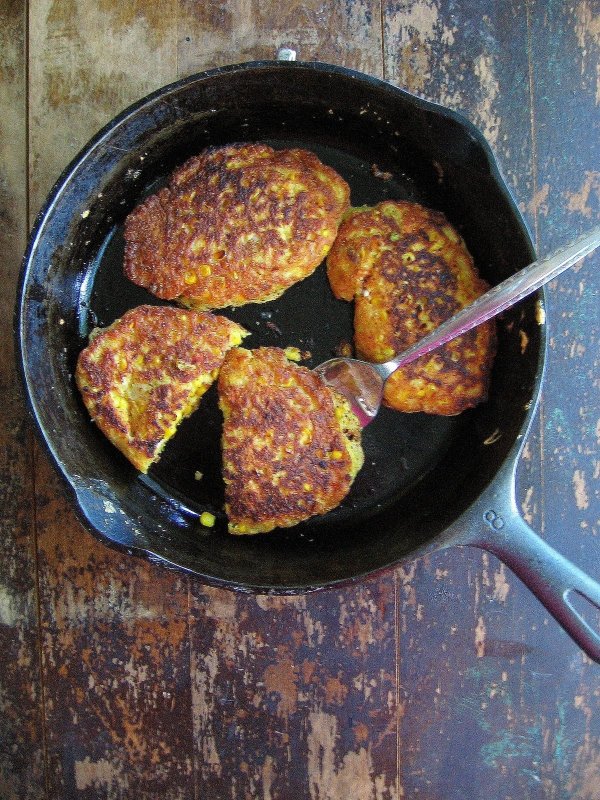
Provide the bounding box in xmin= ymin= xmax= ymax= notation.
xmin=467 ymin=484 xmax=600 ymax=663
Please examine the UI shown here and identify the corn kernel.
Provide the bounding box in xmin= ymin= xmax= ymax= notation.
xmin=200 ymin=511 xmax=215 ymax=527
xmin=184 ymin=272 xmax=198 ymax=285
xmin=331 ymin=450 xmax=344 ymax=460
xmin=442 ymin=225 xmax=459 ymax=243
xmin=303 ymin=482 xmax=312 ymax=491
xmin=199 ymin=264 xmax=212 ymax=277
xmin=299 ymin=427 xmax=313 ymax=445
xmin=284 ymin=346 xmax=302 ymax=362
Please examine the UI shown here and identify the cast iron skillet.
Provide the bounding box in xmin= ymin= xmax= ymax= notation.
xmin=16 ymin=59 xmax=600 ymax=660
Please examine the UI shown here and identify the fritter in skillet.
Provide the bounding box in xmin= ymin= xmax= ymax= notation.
xmin=218 ymin=347 xmax=364 ymax=535
xmin=124 ymin=143 xmax=350 ymax=309
xmin=327 ymin=200 xmax=496 ymax=415
xmin=76 ymin=305 xmax=248 ymax=472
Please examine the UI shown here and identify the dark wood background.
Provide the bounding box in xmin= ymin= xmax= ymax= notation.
xmin=1 ymin=1 xmax=598 ymax=798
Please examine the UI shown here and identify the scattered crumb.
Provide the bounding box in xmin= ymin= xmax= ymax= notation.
xmin=536 ymin=301 xmax=546 ymax=325
xmin=432 ymin=160 xmax=444 ymax=183
xmin=483 ymin=428 xmax=502 ymax=445
xmin=284 ymin=346 xmax=302 ymax=362
xmin=334 ymin=340 xmax=354 ymax=358
xmin=371 ymin=163 xmax=392 ymax=181
xmin=266 ymin=320 xmax=283 ymax=335
xmin=194 ymin=470 xmax=203 ymax=481
xmin=81 ymin=209 xmax=90 ymax=219
xmin=519 ymin=329 xmax=529 ymax=353
xmin=283 ymin=346 xmax=311 ymax=362
xmin=200 ymin=511 xmax=216 ymax=527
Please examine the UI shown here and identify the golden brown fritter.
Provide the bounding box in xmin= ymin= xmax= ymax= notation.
xmin=124 ymin=143 xmax=350 ymax=309
xmin=218 ymin=347 xmax=364 ymax=535
xmin=327 ymin=201 xmax=496 ymax=415
xmin=76 ymin=305 xmax=248 ymax=472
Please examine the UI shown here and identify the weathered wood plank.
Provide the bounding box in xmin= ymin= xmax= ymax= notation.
xmin=33 ymin=457 xmax=195 ymax=799
xmin=28 ymin=0 xmax=180 ymax=216
xmin=0 ymin=1 xmax=46 ymax=797
xmin=178 ymin=5 xmax=400 ymax=799
xmin=28 ymin=3 xmax=197 ymax=797
xmin=178 ymin=0 xmax=383 ymax=76
xmin=526 ymin=3 xmax=600 ymax=797
xmin=188 ymin=581 xmax=398 ymax=799
xmin=380 ymin=2 xmax=597 ymax=797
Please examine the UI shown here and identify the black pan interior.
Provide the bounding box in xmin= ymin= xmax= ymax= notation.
xmin=18 ymin=62 xmax=540 ymax=590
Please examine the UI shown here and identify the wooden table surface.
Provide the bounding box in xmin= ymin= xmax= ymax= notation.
xmin=2 ymin=2 xmax=599 ymax=798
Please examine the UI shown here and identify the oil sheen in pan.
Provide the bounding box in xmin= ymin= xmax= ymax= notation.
xmin=79 ymin=140 xmax=471 ymax=534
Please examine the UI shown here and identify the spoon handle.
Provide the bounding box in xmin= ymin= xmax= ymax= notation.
xmin=376 ymin=225 xmax=600 ymax=379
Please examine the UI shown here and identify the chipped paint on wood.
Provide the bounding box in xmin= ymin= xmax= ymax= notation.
xmin=33 ymin=450 xmax=195 ymax=796
xmin=28 ymin=0 xmax=179 ymax=215
xmin=0 ymin=0 xmax=46 ymax=796
xmin=178 ymin=0 xmax=384 ymax=79
xmin=3 ymin=2 xmax=599 ymax=798
xmin=525 ymin=182 xmax=550 ymax=217
xmin=565 ymin=170 xmax=600 ymax=218
xmin=307 ymin=710 xmax=395 ymax=800
xmin=189 ymin=578 xmax=398 ymax=797
xmin=573 ymin=469 xmax=590 ymax=510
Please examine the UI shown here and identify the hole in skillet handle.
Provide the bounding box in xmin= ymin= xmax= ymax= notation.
xmin=564 ymin=588 xmax=600 ymax=641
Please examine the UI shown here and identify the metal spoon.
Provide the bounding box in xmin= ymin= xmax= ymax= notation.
xmin=315 ymin=226 xmax=600 ymax=426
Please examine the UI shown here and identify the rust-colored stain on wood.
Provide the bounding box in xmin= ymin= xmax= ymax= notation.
xmin=1 ymin=1 xmax=599 ymax=798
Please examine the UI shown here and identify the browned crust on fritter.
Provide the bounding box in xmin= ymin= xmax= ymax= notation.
xmin=327 ymin=200 xmax=496 ymax=415
xmin=218 ymin=347 xmax=363 ymax=534
xmin=124 ymin=143 xmax=350 ymax=309
xmin=75 ymin=305 xmax=247 ymax=471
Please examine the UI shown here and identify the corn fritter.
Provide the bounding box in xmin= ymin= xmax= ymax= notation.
xmin=76 ymin=305 xmax=248 ymax=472
xmin=124 ymin=143 xmax=350 ymax=309
xmin=218 ymin=347 xmax=364 ymax=534
xmin=327 ymin=200 xmax=496 ymax=415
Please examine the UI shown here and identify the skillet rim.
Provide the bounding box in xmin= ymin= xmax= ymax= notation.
xmin=14 ymin=58 xmax=542 ymax=592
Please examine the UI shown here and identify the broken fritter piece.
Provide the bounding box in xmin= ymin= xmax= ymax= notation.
xmin=76 ymin=305 xmax=248 ymax=472
xmin=327 ymin=200 xmax=496 ymax=415
xmin=124 ymin=143 xmax=350 ymax=309
xmin=218 ymin=347 xmax=364 ymax=535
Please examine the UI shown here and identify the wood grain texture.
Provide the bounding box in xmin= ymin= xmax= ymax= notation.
xmin=33 ymin=456 xmax=195 ymax=799
xmin=27 ymin=3 xmax=194 ymax=797
xmin=28 ymin=0 xmax=179 ymax=215
xmin=526 ymin=5 xmax=600 ymax=798
xmin=1 ymin=1 xmax=598 ymax=798
xmin=387 ymin=2 xmax=598 ymax=797
xmin=188 ymin=580 xmax=398 ymax=798
xmin=0 ymin=2 xmax=46 ymax=798
xmin=178 ymin=0 xmax=383 ymax=76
